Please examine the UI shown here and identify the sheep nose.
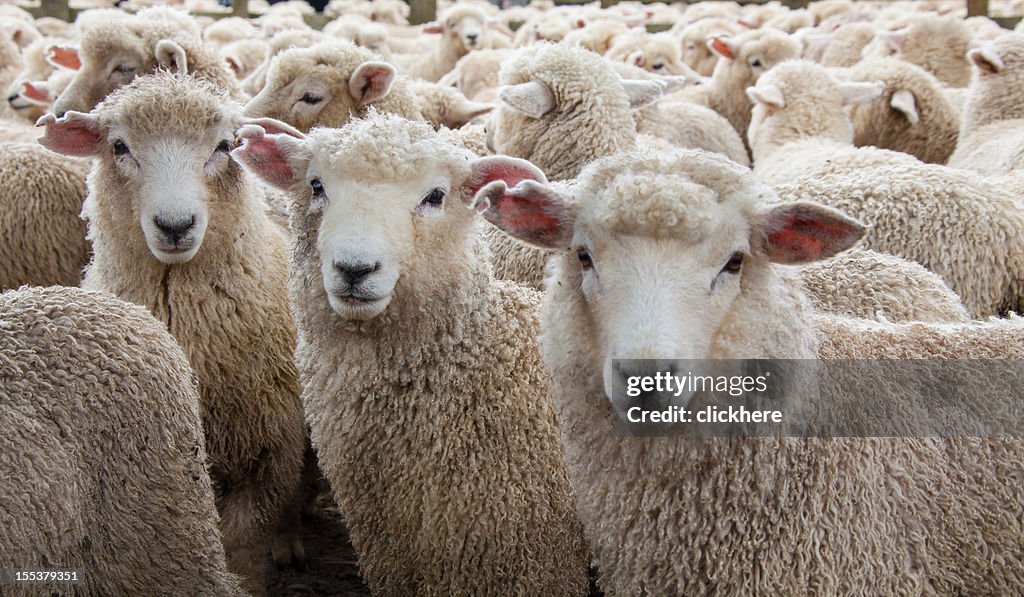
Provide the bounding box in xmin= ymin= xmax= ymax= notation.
xmin=334 ymin=261 xmax=381 ymax=286
xmin=466 ymin=33 xmax=478 ymax=41
xmin=54 ymin=109 xmax=66 ymax=118
xmin=7 ymin=93 xmax=18 ymax=105
xmin=154 ymin=215 xmax=195 ymax=241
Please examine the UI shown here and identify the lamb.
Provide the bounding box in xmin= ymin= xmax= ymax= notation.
xmin=219 ymin=38 xmax=268 ymax=81
xmin=37 ymin=72 xmax=307 ymax=595
xmin=243 ymin=41 xmax=422 ymax=133
xmin=747 ymin=60 xmax=919 ymax=186
xmin=845 ymin=57 xmax=961 ymax=164
xmin=948 ymin=33 xmax=1024 ymax=176
xmin=398 ymin=3 xmax=497 ymax=82
xmin=605 ymin=31 xmax=693 ymax=76
xmin=50 ymin=6 xmax=237 ymax=117
xmin=239 ymin=28 xmax=325 ymax=97
xmin=672 ymin=17 xmax=740 ymax=76
xmin=472 ymin=147 xmax=1024 ymax=594
xmin=232 ymin=112 xmax=591 ymax=596
xmin=673 ymin=28 xmax=802 ymax=149
xmin=775 ymin=163 xmax=1024 ymax=317
xmin=818 ymin=22 xmax=877 ymax=67
xmin=407 ymin=78 xmax=494 ymax=129
xmin=561 ymin=17 xmax=631 ymax=56
xmin=864 ymin=14 xmax=974 ymax=87
xmin=0 ymin=142 xmax=90 ymax=290
xmin=5 ymin=36 xmax=69 ymax=122
xmin=436 ymin=47 xmax=510 ymax=102
xmin=0 ymin=285 xmax=246 ymax=597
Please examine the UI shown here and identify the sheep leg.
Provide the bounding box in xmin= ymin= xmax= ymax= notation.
xmin=270 ymin=440 xmax=322 ymax=570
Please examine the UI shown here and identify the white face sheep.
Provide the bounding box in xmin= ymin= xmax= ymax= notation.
xmin=231 ymin=112 xmax=590 ymax=595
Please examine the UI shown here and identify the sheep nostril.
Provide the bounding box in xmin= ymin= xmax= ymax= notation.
xmin=334 ymin=261 xmax=381 ymax=286
xmin=7 ymin=94 xmax=19 ymax=104
xmin=153 ymin=215 xmax=196 ymax=240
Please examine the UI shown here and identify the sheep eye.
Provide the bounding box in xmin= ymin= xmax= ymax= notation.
xmin=113 ymin=139 xmax=130 ymax=156
xmin=311 ymin=178 xmax=324 ymax=196
xmin=113 ymin=64 xmax=135 ymax=75
xmin=300 ymin=92 xmax=323 ymax=105
xmin=653 ymin=62 xmax=666 ymax=70
xmin=578 ymin=250 xmax=593 ymax=270
xmin=750 ymin=58 xmax=763 ymax=68
xmin=722 ymin=252 xmax=743 ymax=274
xmin=216 ymin=140 xmax=231 ymax=153
xmin=420 ymin=187 xmax=445 ymax=207
xmin=686 ymin=43 xmax=695 ymax=50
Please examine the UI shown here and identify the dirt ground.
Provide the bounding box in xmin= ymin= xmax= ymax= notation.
xmin=267 ymin=493 xmax=369 ymax=597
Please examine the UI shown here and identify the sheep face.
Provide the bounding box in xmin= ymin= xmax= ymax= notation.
xmin=707 ymin=29 xmax=802 ymax=88
xmin=231 ymin=115 xmax=477 ymax=321
xmin=38 ymin=75 xmax=244 ymax=265
xmin=470 ymin=151 xmax=863 ymax=414
xmin=425 ymin=9 xmax=491 ymax=53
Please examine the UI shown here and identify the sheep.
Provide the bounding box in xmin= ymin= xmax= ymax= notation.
xmin=818 ymin=22 xmax=877 ymax=67
xmin=202 ymin=16 xmax=257 ymax=49
xmin=231 ymin=112 xmax=591 ymax=596
xmin=948 ymin=33 xmax=1024 ymax=176
xmin=672 ymin=17 xmax=740 ymax=76
xmin=239 ymin=28 xmax=325 ymax=97
xmin=605 ymin=31 xmax=692 ymax=76
xmin=50 ymin=6 xmax=237 ymax=117
xmin=846 ymin=57 xmax=962 ymax=164
xmin=0 ymin=142 xmax=90 ymax=290
xmin=673 ymin=27 xmax=802 ymax=149
xmin=864 ymin=14 xmax=974 ymax=87
xmin=243 ymin=41 xmax=422 ymax=133
xmin=407 ymin=78 xmax=494 ymax=129
xmin=747 ymin=60 xmax=919 ymax=186
xmin=0 ymin=285 xmax=246 ymax=597
xmin=5 ymin=36 xmax=69 ymax=122
xmin=512 ymin=10 xmax=578 ymax=47
xmin=561 ymin=18 xmax=631 ymax=56
xmin=775 ymin=163 xmax=1024 ymax=317
xmin=398 ymin=3 xmax=497 ymax=82
xmin=473 ymin=147 xmax=1024 ymax=595
xmin=798 ymin=248 xmax=970 ymax=323
xmin=436 ymin=47 xmax=510 ymax=102
xmin=322 ymin=14 xmax=392 ymax=57
xmin=764 ymin=7 xmax=815 ymax=33
xmin=37 ymin=72 xmax=307 ymax=595
xmin=219 ymin=38 xmax=268 ymax=81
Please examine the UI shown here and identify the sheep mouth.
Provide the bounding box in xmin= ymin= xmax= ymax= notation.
xmin=332 ymin=292 xmax=386 ymax=305
xmin=8 ymin=97 xmax=33 ymax=110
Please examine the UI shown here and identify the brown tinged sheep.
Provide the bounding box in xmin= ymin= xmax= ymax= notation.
xmin=473 ymin=147 xmax=1024 ymax=595
xmin=232 ymin=112 xmax=590 ymax=596
xmin=37 ymin=72 xmax=306 ymax=595
xmin=0 ymin=285 xmax=245 ymax=597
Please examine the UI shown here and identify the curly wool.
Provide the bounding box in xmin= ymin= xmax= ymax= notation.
xmin=538 ymin=149 xmax=1024 ymax=595
xmin=948 ymin=33 xmax=1024 ymax=176
xmin=244 ymin=41 xmax=422 ymax=132
xmin=890 ymin=14 xmax=974 ymax=87
xmin=819 ymin=22 xmax=877 ymax=67
xmin=774 ymin=163 xmax=1024 ymax=317
xmin=673 ymin=17 xmax=740 ymax=76
xmin=0 ymin=286 xmax=245 ymax=597
xmin=81 ymin=73 xmax=305 ymax=594
xmin=750 ymin=60 xmax=920 ymax=185
xmin=848 ymin=58 xmax=961 ymax=164
xmin=0 ymin=143 xmax=90 ymax=290
xmin=289 ymin=114 xmax=590 ymax=596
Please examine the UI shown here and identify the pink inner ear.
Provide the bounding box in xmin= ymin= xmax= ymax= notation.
xmin=465 ymin=158 xmax=546 ymax=199
xmin=49 ymin=46 xmax=81 ymax=70
xmin=356 ymin=66 xmax=393 ymax=102
xmin=497 ymin=195 xmax=563 ymax=245
xmin=39 ymin=118 xmax=101 ymax=157
xmin=710 ymin=38 xmax=734 ymax=60
xmin=766 ymin=213 xmax=855 ymax=263
xmin=766 ymin=227 xmax=824 ymax=262
xmin=22 ymin=82 xmax=48 ymax=102
xmin=235 ymin=136 xmax=294 ymax=188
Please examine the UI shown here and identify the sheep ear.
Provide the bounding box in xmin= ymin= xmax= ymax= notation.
xmin=224 ymin=54 xmax=244 ymax=76
xmin=890 ymin=89 xmax=918 ymax=124
xmin=349 ymin=61 xmax=397 ymax=106
xmin=231 ymin=124 xmax=309 ymax=190
xmin=968 ymin=46 xmax=1004 ymax=74
xmin=1 ymin=20 xmax=40 ymax=48
xmin=464 ymin=156 xmax=572 ymax=249
xmin=21 ymin=81 xmax=51 ymax=104
xmin=499 ymin=81 xmax=555 ymax=119
xmin=36 ymin=112 xmax=103 ymax=157
xmin=447 ymin=97 xmax=496 ymax=127
xmin=422 ymin=21 xmax=443 ymax=34
xmin=839 ymin=80 xmax=884 ymax=106
xmin=707 ymin=35 xmax=737 ymax=60
xmin=239 ymin=116 xmax=305 ymax=138
xmin=621 ymin=79 xmax=665 ymax=109
xmin=626 ymin=49 xmax=646 ymax=67
xmin=758 ymin=201 xmax=865 ymax=264
xmin=46 ymin=44 xmax=81 ymax=70
xmin=746 ymin=84 xmax=785 ymax=109
xmin=155 ymin=39 xmax=188 ymax=73
xmin=881 ymin=29 xmax=907 ymax=52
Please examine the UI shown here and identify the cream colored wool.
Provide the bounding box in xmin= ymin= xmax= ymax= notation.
xmin=638 ymin=98 xmax=751 ymax=166
xmin=407 ymin=79 xmax=494 ymax=129
xmin=4 ymin=36 xmax=66 ymax=122
xmin=674 ymin=28 xmax=802 ymax=149
xmin=244 ymin=42 xmax=422 ymax=132
xmin=436 ymin=47 xmax=509 ymax=101
xmin=808 ymin=0 xmax=856 ymax=24
xmin=524 ymin=149 xmax=1024 ymax=595
xmin=606 ymin=31 xmax=690 ymax=76
xmin=818 ymin=22 xmax=876 ymax=67
xmin=872 ymin=14 xmax=974 ymax=87
xmin=0 ymin=143 xmax=90 ymax=290
xmin=749 ymin=60 xmax=920 ymax=185
xmin=798 ymin=248 xmax=970 ymax=322
xmin=400 ymin=3 xmax=496 ymax=82
xmin=51 ymin=6 xmax=238 ymax=116
xmin=32 ymin=16 xmax=74 ymax=39
xmin=0 ymin=286 xmax=246 ymax=597
xmin=764 ymin=8 xmax=814 ymax=33
xmin=202 ymin=16 xmax=257 ymax=49
xmin=775 ymin=163 xmax=1024 ymax=317
xmin=848 ymin=57 xmax=961 ymax=164
xmin=0 ymin=30 xmax=21 ymax=120
xmin=562 ymin=18 xmax=631 ymax=55
xmin=513 ymin=10 xmax=576 ymax=46
xmin=239 ymin=113 xmax=590 ymax=595
xmin=219 ymin=38 xmax=268 ymax=81
xmin=55 ymin=73 xmax=306 ymax=594
xmin=948 ymin=33 xmax=1024 ymax=176
xmin=673 ymin=17 xmax=740 ymax=76
xmin=240 ymin=29 xmax=325 ymax=97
